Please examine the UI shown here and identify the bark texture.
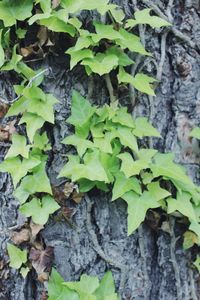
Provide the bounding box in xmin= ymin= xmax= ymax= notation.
xmin=0 ymin=0 xmax=200 ymax=299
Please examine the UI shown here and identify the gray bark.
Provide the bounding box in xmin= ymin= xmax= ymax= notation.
xmin=0 ymin=0 xmax=200 ymax=299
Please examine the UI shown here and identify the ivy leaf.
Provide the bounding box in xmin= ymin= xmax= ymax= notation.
xmin=167 ymin=192 xmax=197 ymax=222
xmin=66 ymin=48 xmax=94 ymax=70
xmin=94 ymin=271 xmax=116 ymax=299
xmin=67 ymin=90 xmax=95 ymax=128
xmin=48 ymin=268 xmax=79 ymax=300
xmin=63 ymin=134 xmax=94 ymax=156
xmin=7 ymin=243 xmax=27 ymax=269
xmin=100 ymin=152 xmax=120 ymax=183
xmin=61 ymin=0 xmax=110 ymax=15
xmin=64 ymin=274 xmax=99 ymax=295
xmin=112 ymin=172 xmax=142 ymax=201
xmin=32 ymin=132 xmax=51 ymax=151
xmin=20 ymin=196 xmax=60 ymax=225
xmin=190 ymin=127 xmax=200 ymax=140
xmin=133 ymin=117 xmax=161 ymax=138
xmin=147 ymin=182 xmax=171 ymax=201
xmin=118 ymin=67 xmax=157 ymax=96
xmin=6 ymin=96 xmax=28 ymax=117
xmin=6 ymin=134 xmax=30 ymax=159
xmin=112 ymin=107 xmax=135 ymax=128
xmin=40 ymin=16 xmax=76 ymax=36
xmin=81 ymin=53 xmax=118 ymax=76
xmin=118 ymin=153 xmax=150 ymax=178
xmin=122 ymin=191 xmax=160 ymax=235
xmin=116 ymin=127 xmax=138 ymax=153
xmin=93 ymin=22 xmax=123 ymax=42
xmin=20 ymin=267 xmax=29 ymax=278
xmin=2 ymin=45 xmax=22 ymax=72
xmin=27 ymin=94 xmax=58 ymax=123
xmin=193 ymin=256 xmax=200 ymax=273
xmin=36 ymin=0 xmax=52 ymax=13
xmin=19 ymin=112 xmax=45 ymax=142
xmin=125 ymin=9 xmax=171 ymax=29
xmin=0 ymin=30 xmax=5 ymax=68
xmin=183 ymin=231 xmax=199 ymax=250
xmin=0 ymin=0 xmax=33 ymax=27
xmin=0 ymin=156 xmax=40 ymax=188
xmin=93 ymin=132 xmax=114 ymax=154
xmin=116 ymin=28 xmax=150 ymax=56
xmin=150 ymin=153 xmax=194 ymax=186
xmin=189 ymin=222 xmax=200 ymax=241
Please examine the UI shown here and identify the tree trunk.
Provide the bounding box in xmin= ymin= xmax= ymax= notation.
xmin=0 ymin=1 xmax=200 ymax=299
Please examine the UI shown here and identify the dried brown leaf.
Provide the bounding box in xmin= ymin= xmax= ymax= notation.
xmin=37 ymin=26 xmax=48 ymax=46
xmin=52 ymin=0 xmax=60 ymax=9
xmin=0 ymin=100 xmax=9 ymax=118
xmin=11 ymin=228 xmax=30 ymax=245
xmin=30 ymin=222 xmax=44 ymax=239
xmin=63 ymin=182 xmax=74 ymax=198
xmin=72 ymin=191 xmax=84 ymax=204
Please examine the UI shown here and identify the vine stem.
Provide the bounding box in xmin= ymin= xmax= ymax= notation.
xmin=104 ymin=74 xmax=116 ymax=104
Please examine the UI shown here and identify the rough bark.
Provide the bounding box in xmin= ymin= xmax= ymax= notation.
xmin=0 ymin=0 xmax=200 ymax=299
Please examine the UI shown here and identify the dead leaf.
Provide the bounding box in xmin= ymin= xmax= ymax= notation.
xmin=72 ymin=191 xmax=84 ymax=204
xmin=37 ymin=26 xmax=48 ymax=46
xmin=63 ymin=182 xmax=74 ymax=198
xmin=61 ymin=207 xmax=74 ymax=219
xmin=21 ymin=46 xmax=34 ymax=57
xmin=52 ymin=0 xmax=60 ymax=8
xmin=41 ymin=290 xmax=48 ymax=300
xmin=11 ymin=228 xmax=30 ymax=245
xmin=52 ymin=182 xmax=75 ymax=204
xmin=30 ymin=222 xmax=44 ymax=240
xmin=29 ymin=246 xmax=54 ymax=281
xmin=0 ymin=100 xmax=9 ymax=118
xmin=0 ymin=120 xmax=16 ymax=141
xmin=161 ymin=221 xmax=170 ymax=233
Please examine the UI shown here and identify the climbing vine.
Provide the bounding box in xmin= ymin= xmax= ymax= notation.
xmin=0 ymin=0 xmax=199 ymax=298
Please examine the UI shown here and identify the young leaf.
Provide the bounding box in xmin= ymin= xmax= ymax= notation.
xmin=93 ymin=132 xmax=114 ymax=154
xmin=116 ymin=127 xmax=138 ymax=153
xmin=6 ymin=134 xmax=30 ymax=159
xmin=122 ymin=191 xmax=160 ymax=235
xmin=93 ymin=22 xmax=123 ymax=42
xmin=61 ymin=0 xmax=110 ymax=15
xmin=20 ymin=267 xmax=29 ymax=278
xmin=112 ymin=172 xmax=142 ymax=201
xmin=63 ymin=134 xmax=94 ymax=156
xmin=64 ymin=274 xmax=99 ymax=295
xmin=48 ymin=268 xmax=79 ymax=300
xmin=118 ymin=67 xmax=157 ymax=96
xmin=0 ymin=0 xmax=33 ymax=27
xmin=66 ymin=48 xmax=94 ymax=70
xmin=190 ymin=127 xmax=200 ymax=140
xmin=32 ymin=132 xmax=51 ymax=151
xmin=133 ymin=117 xmax=161 ymax=138
xmin=147 ymin=182 xmax=171 ymax=201
xmin=19 ymin=112 xmax=45 ymax=142
xmin=112 ymin=107 xmax=135 ymax=128
xmin=20 ymin=195 xmax=60 ymax=225
xmin=67 ymin=91 xmax=95 ymax=127
xmin=125 ymin=9 xmax=171 ymax=29
xmin=0 ymin=156 xmax=40 ymax=187
xmin=7 ymin=243 xmax=27 ymax=269
xmin=94 ymin=271 xmax=116 ymax=299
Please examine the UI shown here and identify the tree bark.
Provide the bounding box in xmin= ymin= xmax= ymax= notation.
xmin=0 ymin=0 xmax=200 ymax=299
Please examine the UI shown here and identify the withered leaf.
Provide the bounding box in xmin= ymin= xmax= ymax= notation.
xmin=72 ymin=191 xmax=84 ymax=204
xmin=63 ymin=182 xmax=74 ymax=198
xmin=52 ymin=0 xmax=60 ymax=9
xmin=37 ymin=26 xmax=48 ymax=47
xmin=0 ymin=100 xmax=9 ymax=118
xmin=30 ymin=222 xmax=44 ymax=240
xmin=29 ymin=246 xmax=54 ymax=281
xmin=0 ymin=120 xmax=16 ymax=141
xmin=11 ymin=228 xmax=30 ymax=245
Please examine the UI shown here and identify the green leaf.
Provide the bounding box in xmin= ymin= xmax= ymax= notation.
xmin=0 ymin=0 xmax=33 ymax=27
xmin=16 ymin=28 xmax=27 ymax=39
xmin=61 ymin=0 xmax=110 ymax=15
xmin=112 ymin=172 xmax=142 ymax=201
xmin=93 ymin=22 xmax=123 ymax=42
xmin=94 ymin=271 xmax=115 ymax=299
xmin=193 ymin=256 xmax=200 ymax=272
xmin=167 ymin=192 xmax=197 ymax=222
xmin=48 ymin=268 xmax=79 ymax=300
xmin=112 ymin=107 xmax=135 ymax=128
xmin=0 ymin=30 xmax=5 ymax=68
xmin=63 ymin=134 xmax=94 ymax=157
xmin=116 ymin=28 xmax=150 ymax=56
xmin=189 ymin=222 xmax=200 ymax=241
xmin=20 ymin=267 xmax=29 ymax=278
xmin=6 ymin=134 xmax=30 ymax=159
xmin=36 ymin=0 xmax=52 ymax=13
xmin=27 ymin=94 xmax=58 ymax=123
xmin=81 ymin=53 xmax=118 ymax=76
xmin=19 ymin=112 xmax=45 ymax=142
xmin=65 ymin=274 xmax=99 ymax=295
xmin=93 ymin=132 xmax=114 ymax=154
xmin=183 ymin=231 xmax=199 ymax=250
xmin=32 ymin=132 xmax=51 ymax=151
xmin=40 ymin=16 xmax=76 ymax=36
xmin=67 ymin=48 xmax=94 ymax=70
xmin=147 ymin=182 xmax=171 ymax=201
xmin=7 ymin=243 xmax=27 ymax=269
xmin=6 ymin=96 xmax=28 ymax=117
xmin=20 ymin=195 xmax=60 ymax=225
xmin=2 ymin=45 xmax=22 ymax=72
xmin=116 ymin=127 xmax=138 ymax=153
xmin=0 ymin=156 xmax=40 ymax=187
xmin=67 ymin=91 xmax=95 ymax=127
xmin=118 ymin=153 xmax=150 ymax=178
xmin=190 ymin=127 xmax=200 ymax=140
xmin=133 ymin=117 xmax=161 ymax=138
xmin=122 ymin=191 xmax=160 ymax=235
xmin=118 ymin=67 xmax=157 ymax=96
xmin=125 ymin=9 xmax=171 ymax=29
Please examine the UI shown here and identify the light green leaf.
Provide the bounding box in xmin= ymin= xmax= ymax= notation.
xmin=73 ymin=36 xmax=95 ymax=51
xmin=0 ymin=30 xmax=5 ymax=68
xmin=189 ymin=222 xmax=200 ymax=241
xmin=6 ymin=134 xmax=30 ymax=159
xmin=20 ymin=195 xmax=60 ymax=225
xmin=61 ymin=0 xmax=109 ymax=15
xmin=93 ymin=22 xmax=123 ymax=42
xmin=6 ymin=96 xmax=29 ymax=117
xmin=20 ymin=267 xmax=29 ymax=278
xmin=112 ymin=107 xmax=135 ymax=128
xmin=63 ymin=134 xmax=94 ymax=156
xmin=48 ymin=268 xmax=79 ymax=300
xmin=0 ymin=0 xmax=33 ymax=27
xmin=116 ymin=127 xmax=138 ymax=153
xmin=133 ymin=117 xmax=161 ymax=138
xmin=0 ymin=156 xmax=40 ymax=187
xmin=106 ymin=46 xmax=134 ymax=67
xmin=16 ymin=28 xmax=27 ymax=39
xmin=19 ymin=112 xmax=45 ymax=142
xmin=147 ymin=182 xmax=171 ymax=201
xmin=118 ymin=67 xmax=156 ymax=96
xmin=94 ymin=271 xmax=115 ymax=299
xmin=7 ymin=243 xmax=27 ymax=269
xmin=167 ymin=192 xmax=197 ymax=222
xmin=81 ymin=53 xmax=118 ymax=76
xmin=40 ymin=16 xmax=76 ymax=36
xmin=65 ymin=274 xmax=99 ymax=295
xmin=112 ymin=172 xmax=142 ymax=201
xmin=122 ymin=191 xmax=160 ymax=235
xmin=32 ymin=132 xmax=51 ymax=151
xmin=2 ymin=45 xmax=22 ymax=72
xmin=126 ymin=9 xmax=171 ymax=28
xmin=116 ymin=28 xmax=150 ymax=56
xmin=190 ymin=127 xmax=200 ymax=140
xmin=183 ymin=231 xmax=199 ymax=250
xmin=193 ymin=255 xmax=200 ymax=272
xmin=36 ymin=0 xmax=52 ymax=13
xmin=93 ymin=132 xmax=114 ymax=154
xmin=66 ymin=48 xmax=94 ymax=70
xmin=67 ymin=90 xmax=95 ymax=127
